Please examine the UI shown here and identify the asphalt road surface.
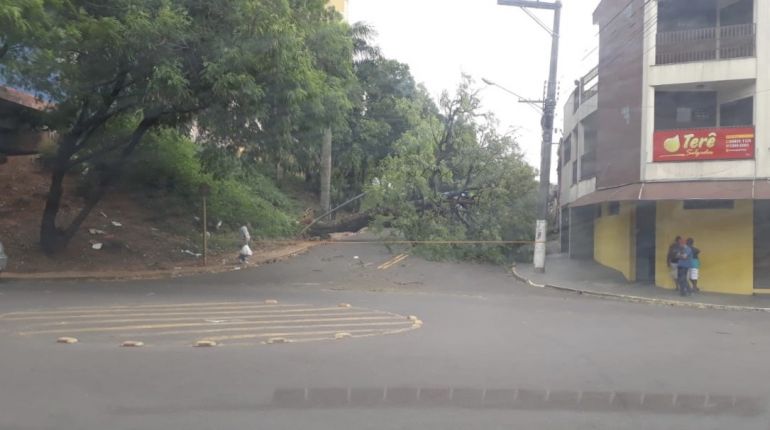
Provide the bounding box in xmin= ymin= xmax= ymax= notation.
xmin=2 ymin=242 xmax=770 ymax=429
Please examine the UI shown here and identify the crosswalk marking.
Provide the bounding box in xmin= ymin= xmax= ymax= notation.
xmin=125 ymin=321 xmax=413 ymax=340
xmin=2 ymin=303 xmax=307 ymax=320
xmin=203 ymin=326 xmax=414 ymax=342
xmin=7 ymin=301 xmax=302 ymax=313
xmin=2 ymin=306 xmax=352 ymax=322
xmin=22 ymin=315 xmax=401 ymax=335
xmin=1 ymin=301 xmax=421 ymax=346
xmin=23 ymin=311 xmax=385 ymax=327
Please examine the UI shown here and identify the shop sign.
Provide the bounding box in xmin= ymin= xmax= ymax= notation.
xmin=653 ymin=127 xmax=755 ymax=162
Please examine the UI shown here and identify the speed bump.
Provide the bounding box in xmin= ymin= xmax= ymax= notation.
xmin=57 ymin=337 xmax=78 ymax=344
xmin=194 ymin=340 xmax=218 ymax=347
xmin=121 ymin=340 xmax=144 ymax=347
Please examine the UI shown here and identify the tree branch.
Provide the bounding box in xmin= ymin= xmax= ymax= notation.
xmin=63 ymin=116 xmax=158 ymax=240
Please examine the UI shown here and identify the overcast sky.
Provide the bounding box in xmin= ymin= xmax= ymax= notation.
xmin=348 ymin=0 xmax=602 ymax=171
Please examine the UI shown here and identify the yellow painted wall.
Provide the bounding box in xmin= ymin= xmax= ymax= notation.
xmin=655 ymin=200 xmax=754 ymax=295
xmin=327 ymin=0 xmax=348 ymax=18
xmin=594 ymin=202 xmax=635 ymax=281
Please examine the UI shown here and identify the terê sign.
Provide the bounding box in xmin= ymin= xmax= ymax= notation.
xmin=653 ymin=127 xmax=755 ymax=162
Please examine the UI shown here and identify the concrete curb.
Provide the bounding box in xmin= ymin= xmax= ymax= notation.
xmin=511 ymin=266 xmax=770 ymax=313
xmin=1 ymin=242 xmax=318 ymax=282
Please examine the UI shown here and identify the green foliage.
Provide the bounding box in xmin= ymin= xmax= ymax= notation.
xmin=124 ymin=129 xmax=298 ymax=238
xmin=2 ymin=0 xmax=359 ymax=251
xmin=364 ymin=77 xmax=538 ymax=264
xmin=6 ymin=0 xmax=539 ymax=261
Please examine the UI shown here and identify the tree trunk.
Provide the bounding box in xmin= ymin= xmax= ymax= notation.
xmin=320 ymin=126 xmax=332 ymax=217
xmin=39 ymin=119 xmax=156 ymax=254
xmin=39 ymin=163 xmax=68 ymax=255
xmin=308 ymin=212 xmax=371 ymax=237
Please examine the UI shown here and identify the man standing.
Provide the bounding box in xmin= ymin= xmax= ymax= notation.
xmin=687 ymin=238 xmax=701 ymax=292
xmin=676 ymin=237 xmax=693 ymax=296
xmin=667 ymin=236 xmax=682 ymax=287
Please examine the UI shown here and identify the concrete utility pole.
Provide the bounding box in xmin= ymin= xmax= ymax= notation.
xmin=497 ymin=0 xmax=561 ymax=273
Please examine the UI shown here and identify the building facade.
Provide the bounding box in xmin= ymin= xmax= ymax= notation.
xmin=560 ymin=0 xmax=769 ymax=295
xmin=0 ymin=85 xmax=50 ymax=161
xmin=327 ymin=0 xmax=348 ymax=19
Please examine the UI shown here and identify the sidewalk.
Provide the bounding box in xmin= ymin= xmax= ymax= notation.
xmin=514 ymin=254 xmax=770 ymax=311
xmin=0 ymin=242 xmax=317 ymax=282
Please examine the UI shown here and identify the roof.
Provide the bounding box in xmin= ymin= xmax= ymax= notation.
xmin=568 ymin=180 xmax=770 ymax=207
xmin=0 ymin=86 xmax=48 ymax=111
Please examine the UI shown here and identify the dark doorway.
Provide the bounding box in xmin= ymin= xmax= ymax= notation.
xmin=635 ymin=202 xmax=656 ymax=283
xmin=754 ymin=201 xmax=770 ymax=289
xmin=560 ymin=207 xmax=570 ymax=253
xmin=569 ymin=205 xmax=595 ymax=259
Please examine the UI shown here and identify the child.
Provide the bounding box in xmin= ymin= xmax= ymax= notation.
xmin=686 ymin=238 xmax=700 ymax=292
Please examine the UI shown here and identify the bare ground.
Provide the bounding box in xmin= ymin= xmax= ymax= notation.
xmin=0 ymin=156 xmax=301 ymax=273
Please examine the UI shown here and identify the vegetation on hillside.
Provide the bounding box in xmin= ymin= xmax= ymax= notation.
xmin=2 ymin=0 xmax=538 ymax=263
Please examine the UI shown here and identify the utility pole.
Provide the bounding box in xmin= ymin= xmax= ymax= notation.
xmin=497 ymin=0 xmax=561 ymax=273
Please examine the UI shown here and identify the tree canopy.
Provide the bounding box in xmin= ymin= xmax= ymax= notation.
xmin=1 ymin=1 xmax=538 ymax=263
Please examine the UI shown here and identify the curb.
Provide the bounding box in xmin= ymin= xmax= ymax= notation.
xmin=511 ymin=266 xmax=770 ymax=313
xmin=1 ymin=242 xmax=318 ymax=282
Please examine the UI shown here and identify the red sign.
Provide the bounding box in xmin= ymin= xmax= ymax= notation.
xmin=653 ymin=127 xmax=755 ymax=162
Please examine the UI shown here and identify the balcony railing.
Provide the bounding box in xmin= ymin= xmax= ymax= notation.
xmin=572 ymin=66 xmax=599 ymax=113
xmin=656 ymin=23 xmax=755 ymax=65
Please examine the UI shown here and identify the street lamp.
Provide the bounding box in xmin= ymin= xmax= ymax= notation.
xmin=482 ymin=78 xmax=544 ymax=114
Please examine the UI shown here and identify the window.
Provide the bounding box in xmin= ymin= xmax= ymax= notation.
xmin=655 ymin=91 xmax=717 ymax=131
xmin=608 ymin=201 xmax=620 ymax=215
xmin=720 ymin=97 xmax=753 ymax=127
xmin=563 ymin=136 xmax=571 ymax=165
xmin=683 ymin=200 xmax=735 ymax=210
xmin=571 ymin=160 xmax=578 ymax=185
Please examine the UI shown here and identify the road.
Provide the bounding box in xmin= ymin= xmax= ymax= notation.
xmin=2 ymin=242 xmax=770 ymax=429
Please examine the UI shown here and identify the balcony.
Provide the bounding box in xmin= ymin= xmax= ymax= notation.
xmin=656 ymin=23 xmax=755 ymax=65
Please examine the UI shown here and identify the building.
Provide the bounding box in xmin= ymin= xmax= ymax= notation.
xmin=0 ymin=85 xmax=50 ymax=162
xmin=327 ymin=0 xmax=348 ymax=19
xmin=559 ymin=0 xmax=768 ymax=295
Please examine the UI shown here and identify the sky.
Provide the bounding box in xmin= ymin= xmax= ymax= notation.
xmin=348 ymin=0 xmax=602 ymax=172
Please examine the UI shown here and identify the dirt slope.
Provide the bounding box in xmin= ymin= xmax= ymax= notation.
xmin=0 ymin=156 xmax=276 ymax=273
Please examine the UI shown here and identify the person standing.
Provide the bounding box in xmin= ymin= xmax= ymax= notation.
xmin=687 ymin=238 xmax=701 ymax=292
xmin=667 ymin=236 xmax=682 ymax=287
xmin=676 ymin=237 xmax=693 ymax=296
